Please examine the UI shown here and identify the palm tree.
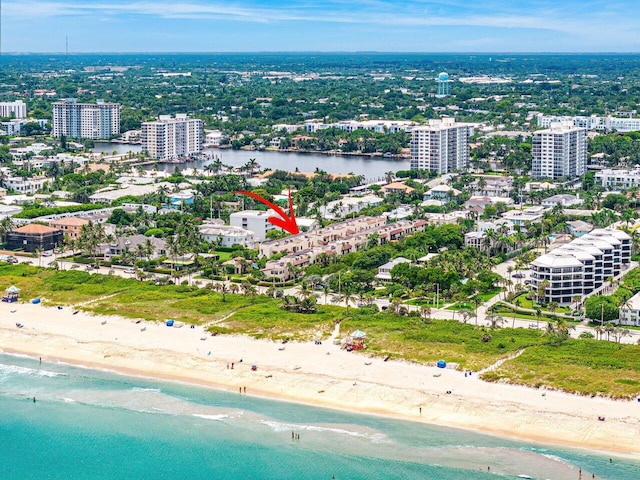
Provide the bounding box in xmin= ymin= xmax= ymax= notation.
xmin=0 ymin=217 xmax=14 ymax=245
xmin=384 ymin=171 xmax=395 ymax=184
xmin=219 ymin=283 xmax=229 ymax=302
xmin=534 ymin=306 xmax=543 ymax=329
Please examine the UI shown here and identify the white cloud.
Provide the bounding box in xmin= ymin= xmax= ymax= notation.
xmin=4 ymin=0 xmax=640 ymax=41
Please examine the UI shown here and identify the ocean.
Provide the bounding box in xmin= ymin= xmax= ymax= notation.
xmin=0 ymin=353 xmax=638 ymax=480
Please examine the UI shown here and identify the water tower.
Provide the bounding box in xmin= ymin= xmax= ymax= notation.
xmin=437 ymin=72 xmax=450 ymax=96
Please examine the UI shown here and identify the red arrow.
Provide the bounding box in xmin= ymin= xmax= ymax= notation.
xmin=233 ymin=189 xmax=299 ymax=235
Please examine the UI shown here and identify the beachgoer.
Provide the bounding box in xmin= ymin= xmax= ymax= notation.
xmin=33 ymin=396 xmax=36 ymax=403
xmin=419 ymin=407 xmax=422 ymax=414
xmin=243 ymin=386 xmax=246 ymax=394
xmin=232 ymin=362 xmax=234 ymax=369
xmin=39 ymin=357 xmax=42 ymax=364
xmin=292 ymin=431 xmax=294 ymax=439
xmin=227 ymin=363 xmax=229 ymax=369
xmin=239 ymin=387 xmax=242 ymax=394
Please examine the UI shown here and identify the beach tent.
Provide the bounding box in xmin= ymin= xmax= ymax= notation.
xmin=437 ymin=360 xmax=446 ymax=369
xmin=346 ymin=330 xmax=367 ymax=351
xmin=2 ymin=285 xmax=20 ymax=303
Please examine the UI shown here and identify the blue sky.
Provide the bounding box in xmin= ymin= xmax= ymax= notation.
xmin=3 ymin=0 xmax=640 ymax=53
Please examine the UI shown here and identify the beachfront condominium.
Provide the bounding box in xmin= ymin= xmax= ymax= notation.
xmin=531 ymin=121 xmax=587 ymax=180
xmin=141 ymin=114 xmax=203 ymax=161
xmin=410 ymin=118 xmax=474 ymax=173
xmin=52 ymin=99 xmax=121 ymax=139
xmin=0 ymin=100 xmax=27 ymax=119
xmin=529 ymin=228 xmax=632 ymax=305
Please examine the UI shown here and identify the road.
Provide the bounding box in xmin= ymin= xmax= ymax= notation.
xmin=6 ymin=251 xmax=639 ymax=345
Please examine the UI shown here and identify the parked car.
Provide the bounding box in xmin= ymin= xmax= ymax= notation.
xmin=42 ymin=251 xmax=53 ymax=257
xmin=7 ymin=256 xmax=19 ymax=264
xmin=124 ymin=268 xmax=136 ymax=274
xmin=512 ymin=273 xmax=525 ymax=278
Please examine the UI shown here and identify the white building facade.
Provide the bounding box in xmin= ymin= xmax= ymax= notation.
xmin=531 ymin=122 xmax=587 ymax=180
xmin=537 ymin=114 xmax=640 ymax=133
xmin=529 ymin=228 xmax=632 ymax=305
xmin=141 ymin=114 xmax=203 ymax=161
xmin=410 ymin=118 xmax=475 ymax=173
xmin=198 ymin=224 xmax=256 ymax=248
xmin=0 ymin=100 xmax=27 ymax=119
xmin=52 ymin=99 xmax=121 ymax=139
xmin=595 ymin=167 xmax=640 ymax=190
xmin=230 ymin=210 xmax=279 ymax=242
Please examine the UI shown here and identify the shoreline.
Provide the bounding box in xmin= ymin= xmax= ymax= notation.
xmin=1 ymin=302 xmax=639 ymax=459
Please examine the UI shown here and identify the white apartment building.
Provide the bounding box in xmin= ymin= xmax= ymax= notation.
xmin=141 ymin=114 xmax=203 ymax=161
xmin=0 ymin=100 xmax=27 ymax=119
xmin=529 ymin=228 xmax=632 ymax=305
xmin=304 ymin=119 xmax=414 ymax=134
xmin=595 ymin=166 xmax=640 ymax=190
xmin=52 ymin=99 xmax=121 ymax=139
xmin=410 ymin=118 xmax=475 ymax=173
xmin=198 ymin=224 xmax=256 ymax=248
xmin=531 ymin=122 xmax=587 ymax=180
xmin=618 ymin=291 xmax=640 ymax=326
xmin=537 ymin=114 xmax=640 ymax=133
xmin=318 ymin=194 xmax=382 ymax=220
xmin=1 ymin=176 xmax=49 ymax=194
xmin=230 ymin=210 xmax=280 ymax=242
xmin=1 ymin=118 xmax=48 ymax=136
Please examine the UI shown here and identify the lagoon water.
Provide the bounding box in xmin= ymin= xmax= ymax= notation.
xmin=91 ymin=142 xmax=410 ymax=179
xmin=1 ymin=353 xmax=638 ymax=480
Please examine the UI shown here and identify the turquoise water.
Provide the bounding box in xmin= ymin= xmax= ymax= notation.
xmin=0 ymin=353 xmax=638 ymax=480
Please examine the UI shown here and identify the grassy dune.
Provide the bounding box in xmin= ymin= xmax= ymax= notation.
xmin=2 ymin=264 xmax=639 ymax=396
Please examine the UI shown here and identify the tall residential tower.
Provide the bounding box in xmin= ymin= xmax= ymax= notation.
xmin=52 ymin=99 xmax=121 ymax=139
xmin=0 ymin=100 xmax=27 ymax=119
xmin=532 ymin=121 xmax=587 ymax=180
xmin=410 ymin=118 xmax=474 ymax=174
xmin=141 ymin=114 xmax=203 ymax=161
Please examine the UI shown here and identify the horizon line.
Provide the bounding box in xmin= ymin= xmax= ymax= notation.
xmin=2 ymin=51 xmax=640 ymax=56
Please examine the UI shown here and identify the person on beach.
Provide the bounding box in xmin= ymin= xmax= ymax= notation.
xmin=232 ymin=362 xmax=234 ymax=369
xmin=33 ymin=397 xmax=36 ymax=403
xmin=243 ymin=386 xmax=246 ymax=394
xmin=239 ymin=387 xmax=242 ymax=394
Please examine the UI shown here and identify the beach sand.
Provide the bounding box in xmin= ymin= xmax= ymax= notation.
xmin=1 ymin=301 xmax=639 ymax=457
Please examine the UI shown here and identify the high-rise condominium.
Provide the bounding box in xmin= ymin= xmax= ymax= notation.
xmin=410 ymin=118 xmax=474 ymax=173
xmin=531 ymin=121 xmax=587 ymax=180
xmin=141 ymin=114 xmax=203 ymax=161
xmin=52 ymin=99 xmax=121 ymax=139
xmin=0 ymin=100 xmax=27 ymax=119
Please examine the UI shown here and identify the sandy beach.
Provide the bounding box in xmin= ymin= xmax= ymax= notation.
xmin=1 ymin=301 xmax=639 ymax=458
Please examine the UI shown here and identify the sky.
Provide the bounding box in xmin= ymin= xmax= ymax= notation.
xmin=2 ymin=0 xmax=640 ymax=53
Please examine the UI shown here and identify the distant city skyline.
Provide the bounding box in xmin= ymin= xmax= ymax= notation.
xmin=2 ymin=0 xmax=640 ymax=53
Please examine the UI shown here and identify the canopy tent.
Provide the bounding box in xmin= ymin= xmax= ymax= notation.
xmin=2 ymin=285 xmax=20 ymax=303
xmin=350 ymin=330 xmax=367 ymax=339
xmin=346 ymin=330 xmax=367 ymax=351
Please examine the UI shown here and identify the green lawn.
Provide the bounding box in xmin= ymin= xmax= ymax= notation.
xmin=447 ymin=289 xmax=501 ymax=311
xmin=511 ymin=292 xmax=571 ymax=314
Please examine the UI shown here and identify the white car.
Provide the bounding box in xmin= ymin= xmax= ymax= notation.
xmin=42 ymin=251 xmax=53 ymax=257
xmin=124 ymin=268 xmax=136 ymax=274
